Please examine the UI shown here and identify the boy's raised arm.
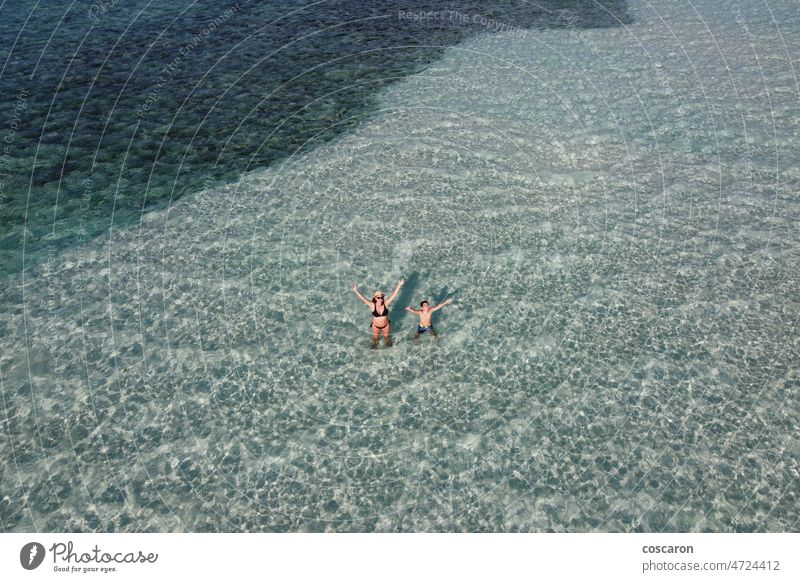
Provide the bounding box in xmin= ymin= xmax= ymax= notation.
xmin=431 ymin=297 xmax=454 ymax=312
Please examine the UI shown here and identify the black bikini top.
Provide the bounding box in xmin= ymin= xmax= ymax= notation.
xmin=372 ymin=303 xmax=388 ymax=318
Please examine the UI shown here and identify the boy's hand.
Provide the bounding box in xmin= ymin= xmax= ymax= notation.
xmin=351 ymin=283 xmax=358 ymax=292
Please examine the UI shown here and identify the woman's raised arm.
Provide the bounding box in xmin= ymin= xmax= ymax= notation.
xmin=351 ymin=283 xmax=372 ymax=306
xmin=385 ymin=278 xmax=405 ymax=306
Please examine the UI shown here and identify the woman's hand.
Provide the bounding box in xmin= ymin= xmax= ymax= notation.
xmin=398 ymin=278 xmax=406 ymax=286
xmin=351 ymin=283 xmax=358 ymax=292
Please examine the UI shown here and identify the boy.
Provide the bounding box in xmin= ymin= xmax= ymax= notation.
xmin=405 ymin=297 xmax=453 ymax=340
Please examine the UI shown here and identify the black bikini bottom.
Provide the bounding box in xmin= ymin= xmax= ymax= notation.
xmin=371 ymin=319 xmax=390 ymax=330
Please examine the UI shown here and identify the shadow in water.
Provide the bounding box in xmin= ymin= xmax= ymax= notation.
xmin=394 ymin=271 xmax=420 ymax=329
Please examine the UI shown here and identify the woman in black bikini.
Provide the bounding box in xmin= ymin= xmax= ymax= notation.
xmin=351 ymin=278 xmax=405 ymax=348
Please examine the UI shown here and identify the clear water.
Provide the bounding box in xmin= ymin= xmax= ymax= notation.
xmin=0 ymin=0 xmax=628 ymax=275
xmin=1 ymin=0 xmax=798 ymax=532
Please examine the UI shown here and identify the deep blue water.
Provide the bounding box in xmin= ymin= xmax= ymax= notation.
xmin=0 ymin=0 xmax=630 ymax=274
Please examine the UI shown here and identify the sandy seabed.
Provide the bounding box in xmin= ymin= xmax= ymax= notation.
xmin=1 ymin=0 xmax=798 ymax=531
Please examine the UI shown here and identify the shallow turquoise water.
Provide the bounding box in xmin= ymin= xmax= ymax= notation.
xmin=0 ymin=0 xmax=798 ymax=532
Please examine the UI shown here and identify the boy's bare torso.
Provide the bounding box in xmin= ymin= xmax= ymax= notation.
xmin=416 ymin=308 xmax=433 ymax=327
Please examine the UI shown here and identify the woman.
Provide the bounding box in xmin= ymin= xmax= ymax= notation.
xmin=351 ymin=278 xmax=405 ymax=348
